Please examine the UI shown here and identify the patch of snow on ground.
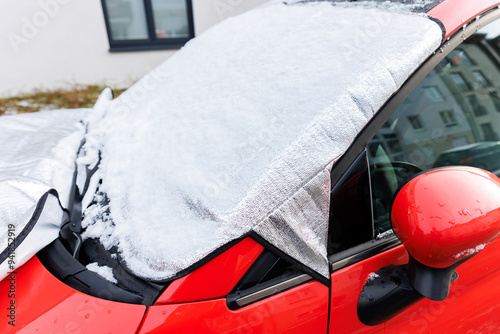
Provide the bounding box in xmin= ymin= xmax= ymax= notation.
xmin=39 ymin=104 xmax=58 ymax=112
xmin=16 ymin=100 xmax=35 ymax=108
xmin=4 ymin=108 xmax=17 ymax=115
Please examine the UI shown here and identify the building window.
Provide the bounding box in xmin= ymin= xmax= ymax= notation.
xmin=473 ymin=70 xmax=491 ymax=87
xmin=480 ymin=123 xmax=498 ymax=141
xmin=450 ymin=73 xmax=470 ymax=91
xmin=456 ymin=49 xmax=475 ymax=66
xmin=101 ymin=0 xmax=194 ymax=51
xmin=423 ymin=86 xmax=445 ymax=102
xmin=448 ymin=49 xmax=475 ymax=67
xmin=491 ymin=91 xmax=500 ymax=111
xmin=439 ymin=110 xmax=457 ymax=127
xmin=468 ymin=95 xmax=488 ymax=116
xmin=407 ymin=115 xmax=424 ymax=130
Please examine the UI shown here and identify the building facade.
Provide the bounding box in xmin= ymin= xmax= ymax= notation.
xmin=0 ymin=0 xmax=268 ymax=97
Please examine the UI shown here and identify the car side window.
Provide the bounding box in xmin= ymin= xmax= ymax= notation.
xmin=368 ymin=25 xmax=500 ymax=237
xmin=328 ymin=19 xmax=500 ymax=259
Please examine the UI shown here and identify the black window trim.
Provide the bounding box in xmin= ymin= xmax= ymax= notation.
xmin=328 ymin=6 xmax=500 ymax=272
xmin=101 ymin=0 xmax=195 ymax=52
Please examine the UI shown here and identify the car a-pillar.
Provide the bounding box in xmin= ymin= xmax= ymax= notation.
xmin=357 ymin=166 xmax=500 ymax=326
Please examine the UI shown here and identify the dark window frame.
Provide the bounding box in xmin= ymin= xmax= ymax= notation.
xmin=423 ymin=85 xmax=446 ymax=102
xmin=473 ymin=69 xmax=492 ymax=87
xmin=480 ymin=122 xmax=499 ymax=141
xmin=439 ymin=109 xmax=458 ymax=126
xmin=408 ymin=114 xmax=425 ymax=129
xmin=101 ymin=0 xmax=195 ymax=52
xmin=491 ymin=91 xmax=500 ymax=111
xmin=450 ymin=72 xmax=471 ymax=91
xmin=458 ymin=48 xmax=476 ymax=66
xmin=468 ymin=94 xmax=488 ymax=116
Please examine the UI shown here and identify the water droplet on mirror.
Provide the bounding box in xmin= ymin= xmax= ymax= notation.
xmin=458 ymin=209 xmax=471 ymax=216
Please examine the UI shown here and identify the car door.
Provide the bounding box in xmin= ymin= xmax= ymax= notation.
xmin=328 ymin=8 xmax=500 ymax=333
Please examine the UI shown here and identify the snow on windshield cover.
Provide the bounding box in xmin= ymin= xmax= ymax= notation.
xmin=80 ymin=1 xmax=442 ymax=281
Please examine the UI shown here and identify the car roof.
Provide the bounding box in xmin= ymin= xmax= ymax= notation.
xmin=299 ymin=0 xmax=500 ymax=40
xmin=428 ymin=0 xmax=500 ymax=39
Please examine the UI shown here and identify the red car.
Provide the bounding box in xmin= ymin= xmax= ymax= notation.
xmin=3 ymin=0 xmax=500 ymax=333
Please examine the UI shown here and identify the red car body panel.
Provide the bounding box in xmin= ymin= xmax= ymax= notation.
xmin=329 ymin=245 xmax=409 ymax=333
xmin=385 ymin=237 xmax=500 ymax=333
xmin=138 ymin=281 xmax=329 ymax=334
xmin=428 ymin=0 xmax=500 ymax=39
xmin=0 ymin=257 xmax=146 ymax=334
xmin=330 ymin=238 xmax=500 ymax=333
xmin=156 ymin=237 xmax=264 ymax=304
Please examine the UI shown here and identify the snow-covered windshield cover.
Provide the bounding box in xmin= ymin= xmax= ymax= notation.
xmin=294 ymin=0 xmax=444 ymax=12
xmin=0 ymin=109 xmax=86 ymax=279
xmin=80 ymin=0 xmax=442 ymax=281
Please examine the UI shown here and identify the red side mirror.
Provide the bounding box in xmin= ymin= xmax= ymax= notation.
xmin=391 ymin=167 xmax=500 ymax=300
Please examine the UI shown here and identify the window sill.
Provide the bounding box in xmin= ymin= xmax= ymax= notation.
xmin=109 ymin=43 xmax=186 ymax=53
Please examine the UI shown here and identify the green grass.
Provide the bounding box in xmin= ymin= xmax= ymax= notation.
xmin=0 ymin=85 xmax=126 ymax=116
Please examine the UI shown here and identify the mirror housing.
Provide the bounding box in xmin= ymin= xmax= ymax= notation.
xmin=391 ymin=167 xmax=500 ymax=300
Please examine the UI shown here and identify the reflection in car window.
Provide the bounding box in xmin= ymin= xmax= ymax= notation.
xmin=368 ymin=24 xmax=500 ymax=237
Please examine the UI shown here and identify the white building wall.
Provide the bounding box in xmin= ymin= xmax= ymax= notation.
xmin=0 ymin=0 xmax=268 ymax=97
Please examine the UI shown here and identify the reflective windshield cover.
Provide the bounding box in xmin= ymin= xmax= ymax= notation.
xmin=80 ymin=0 xmax=443 ymax=281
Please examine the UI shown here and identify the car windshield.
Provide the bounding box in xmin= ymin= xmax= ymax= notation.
xmin=77 ymin=1 xmax=442 ymax=282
